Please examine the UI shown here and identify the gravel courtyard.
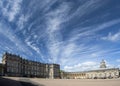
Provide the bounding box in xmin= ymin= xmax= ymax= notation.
xmin=2 ymin=77 xmax=120 ymax=86
xmin=33 ymin=78 xmax=120 ymax=86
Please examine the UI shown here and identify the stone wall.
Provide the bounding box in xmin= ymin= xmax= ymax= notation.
xmin=61 ymin=68 xmax=119 ymax=79
xmin=1 ymin=52 xmax=60 ymax=79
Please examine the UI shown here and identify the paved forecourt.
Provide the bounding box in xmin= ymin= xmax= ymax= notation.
xmin=2 ymin=77 xmax=120 ymax=86
xmin=33 ymin=78 xmax=120 ymax=86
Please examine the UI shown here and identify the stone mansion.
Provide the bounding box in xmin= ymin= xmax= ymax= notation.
xmin=0 ymin=52 xmax=60 ymax=79
xmin=0 ymin=52 xmax=120 ymax=79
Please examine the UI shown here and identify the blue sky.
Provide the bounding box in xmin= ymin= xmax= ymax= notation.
xmin=0 ymin=0 xmax=120 ymax=72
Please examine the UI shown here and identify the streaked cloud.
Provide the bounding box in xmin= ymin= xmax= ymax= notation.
xmin=64 ymin=61 xmax=98 ymax=72
xmin=0 ymin=22 xmax=33 ymax=59
xmin=101 ymin=32 xmax=120 ymax=42
xmin=0 ymin=0 xmax=120 ymax=72
xmin=0 ymin=0 xmax=22 ymax=22
xmin=45 ymin=2 xmax=70 ymax=63
xmin=116 ymin=59 xmax=120 ymax=62
xmin=17 ymin=14 xmax=30 ymax=30
xmin=67 ymin=19 xmax=120 ymax=43
xmin=65 ymin=0 xmax=107 ymax=22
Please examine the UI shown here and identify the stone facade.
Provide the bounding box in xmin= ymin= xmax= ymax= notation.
xmin=0 ymin=63 xmax=4 ymax=76
xmin=1 ymin=52 xmax=60 ymax=79
xmin=62 ymin=72 xmax=86 ymax=79
xmin=1 ymin=53 xmax=119 ymax=79
xmin=61 ymin=60 xmax=120 ymax=79
xmin=86 ymin=68 xmax=119 ymax=79
xmin=47 ymin=64 xmax=60 ymax=79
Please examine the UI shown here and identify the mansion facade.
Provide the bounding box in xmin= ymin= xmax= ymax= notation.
xmin=0 ymin=52 xmax=119 ymax=79
xmin=61 ymin=60 xmax=120 ymax=79
xmin=1 ymin=52 xmax=60 ymax=79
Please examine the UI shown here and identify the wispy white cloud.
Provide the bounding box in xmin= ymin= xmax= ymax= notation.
xmin=0 ymin=0 xmax=48 ymax=60
xmin=65 ymin=0 xmax=107 ymax=23
xmin=64 ymin=61 xmax=98 ymax=72
xmin=0 ymin=22 xmax=33 ymax=57
xmin=59 ymin=40 xmax=120 ymax=71
xmin=59 ymin=43 xmax=98 ymax=66
xmin=0 ymin=0 xmax=22 ymax=22
xmin=64 ymin=59 xmax=117 ymax=72
xmin=47 ymin=18 xmax=62 ymax=33
xmin=68 ymin=19 xmax=120 ymax=42
xmin=26 ymin=41 xmax=39 ymax=53
xmin=116 ymin=59 xmax=120 ymax=62
xmin=15 ymin=0 xmax=120 ymax=67
xmin=118 ymin=65 xmax=120 ymax=68
xmin=45 ymin=2 xmax=70 ymax=63
xmin=42 ymin=0 xmax=58 ymax=13
xmin=61 ymin=43 xmax=76 ymax=57
xmin=46 ymin=2 xmax=70 ymax=33
xmin=101 ymin=32 xmax=120 ymax=42
xmin=25 ymin=37 xmax=46 ymax=62
xmin=94 ymin=19 xmax=120 ymax=32
xmin=0 ymin=0 xmax=119 ymax=72
xmin=17 ymin=14 xmax=30 ymax=30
